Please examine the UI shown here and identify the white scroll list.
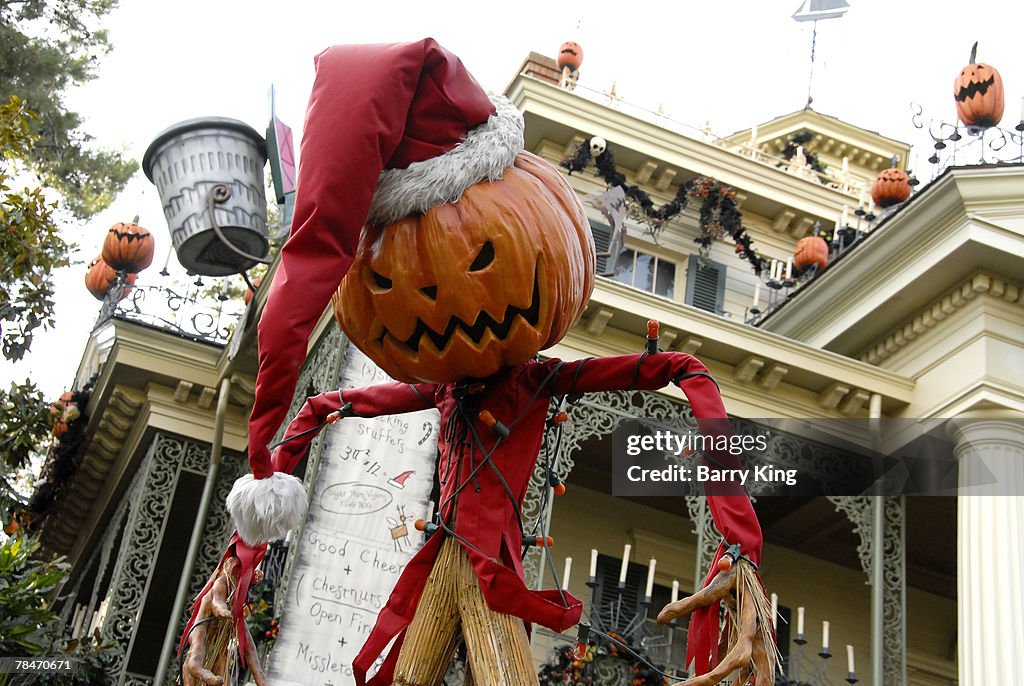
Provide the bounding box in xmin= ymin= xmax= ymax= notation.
xmin=266 ymin=347 xmax=439 ymax=685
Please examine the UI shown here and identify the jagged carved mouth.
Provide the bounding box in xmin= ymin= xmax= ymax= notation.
xmin=379 ymin=266 xmax=541 ymax=353
xmin=956 ymin=75 xmax=995 ymax=102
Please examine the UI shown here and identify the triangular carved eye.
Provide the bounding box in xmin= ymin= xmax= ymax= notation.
xmin=470 ymin=241 xmax=494 ymax=271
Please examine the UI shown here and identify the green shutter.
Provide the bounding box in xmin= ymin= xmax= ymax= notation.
xmin=590 ymin=221 xmax=612 ymax=274
xmin=685 ymin=255 xmax=726 ymax=313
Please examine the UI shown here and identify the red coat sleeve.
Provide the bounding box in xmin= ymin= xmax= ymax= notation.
xmin=270 ymin=383 xmax=437 ymax=474
xmin=535 ymin=353 xmax=765 ymax=676
xmin=533 ymin=353 xmax=762 ymax=562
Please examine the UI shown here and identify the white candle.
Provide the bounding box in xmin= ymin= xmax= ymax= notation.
xmin=841 ymin=156 xmax=849 ymax=175
xmin=671 ymin=579 xmax=680 ymax=603
xmin=841 ymin=206 xmax=849 ymax=228
xmin=589 ymin=548 xmax=598 ymax=579
xmin=425 ymin=500 xmax=434 ymax=523
xmin=770 ymin=593 xmax=778 ymax=629
xmin=70 ymin=605 xmax=85 ymax=637
xmin=847 ymin=644 xmax=855 ymax=673
xmin=752 ymin=282 xmax=760 ymax=308
xmin=562 ymin=557 xmax=572 ymax=590
xmin=1020 ymin=96 xmax=1023 ymax=122
xmin=619 ymin=544 xmax=631 ymax=585
xmin=822 ymin=620 xmax=830 ymax=649
xmin=785 ymin=257 xmax=793 ymax=279
xmin=644 ymin=558 xmax=657 ymax=598
xmin=797 ymin=606 xmax=805 ymax=635
xmin=750 ymin=125 xmax=758 ymax=142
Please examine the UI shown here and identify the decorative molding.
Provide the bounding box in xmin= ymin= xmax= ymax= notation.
xmin=174 ymin=380 xmax=193 ymax=402
xmin=228 ymin=372 xmax=256 ymax=407
xmin=634 ymin=160 xmax=658 ymax=185
xmin=758 ymin=363 xmax=789 ymax=391
xmin=672 ymin=336 xmax=699 ymax=356
xmin=817 ymin=382 xmax=851 ymax=410
xmin=585 ymin=307 xmax=615 ymax=336
xmin=657 ymin=328 xmax=678 ymax=351
xmin=101 ymin=434 xmax=194 ymax=680
xmin=42 ymin=386 xmax=146 ymax=554
xmin=654 ymin=167 xmax=677 ymax=191
xmin=790 ymin=215 xmax=815 ymax=239
xmin=840 ymin=389 xmax=871 ymax=416
xmin=197 ymin=386 xmax=216 ymax=409
xmin=772 ymin=209 xmax=796 ymax=233
xmin=734 ymin=356 xmax=765 ymax=384
xmin=828 ymin=496 xmax=907 ymax=686
xmin=861 ymin=273 xmax=1024 ymax=365
xmin=685 ymin=495 xmax=720 ymax=593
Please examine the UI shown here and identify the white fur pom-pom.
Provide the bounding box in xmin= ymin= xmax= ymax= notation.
xmin=226 ymin=472 xmax=308 ymax=546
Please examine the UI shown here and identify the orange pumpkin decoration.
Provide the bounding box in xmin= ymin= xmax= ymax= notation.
xmin=954 ymin=43 xmax=1004 ymax=129
xmin=85 ymin=256 xmax=137 ymax=301
xmin=871 ymin=167 xmax=912 ymax=208
xmin=334 ymin=151 xmax=595 ymax=384
xmin=557 ymin=41 xmax=584 ymax=72
xmin=101 ymin=220 xmax=155 ymax=273
xmin=793 ymin=235 xmax=829 ymax=273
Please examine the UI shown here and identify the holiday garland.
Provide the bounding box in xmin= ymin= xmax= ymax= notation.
xmin=537 ymin=638 xmax=667 ymax=686
xmin=778 ymin=130 xmax=829 ymax=184
xmin=561 ymin=138 xmax=768 ymax=275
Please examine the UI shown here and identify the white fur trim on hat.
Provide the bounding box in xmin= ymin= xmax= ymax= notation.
xmin=367 ymin=94 xmax=524 ymax=227
xmin=226 ymin=472 xmax=308 ymax=545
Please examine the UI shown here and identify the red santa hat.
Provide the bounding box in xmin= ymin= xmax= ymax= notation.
xmin=227 ymin=38 xmax=525 ymax=546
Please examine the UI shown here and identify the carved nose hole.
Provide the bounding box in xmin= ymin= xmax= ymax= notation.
xmin=421 ymin=285 xmax=437 ymax=300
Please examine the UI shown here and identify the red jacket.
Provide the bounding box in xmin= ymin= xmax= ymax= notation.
xmin=270 ymin=352 xmax=760 ymax=685
xmin=185 ymin=353 xmax=759 ymax=681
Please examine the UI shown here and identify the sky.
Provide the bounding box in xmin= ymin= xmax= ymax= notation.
xmin=5 ymin=0 xmax=1023 ymax=399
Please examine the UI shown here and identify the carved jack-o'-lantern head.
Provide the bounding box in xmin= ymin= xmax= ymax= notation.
xmin=871 ymin=167 xmax=912 ymax=209
xmin=557 ymin=42 xmax=584 ymax=72
xmin=102 ymin=220 xmax=155 ymax=273
xmin=85 ymin=256 xmax=137 ymax=301
xmin=793 ymin=235 xmax=829 ymax=273
xmin=334 ymin=151 xmax=595 ymax=383
xmin=954 ymin=43 xmax=1004 ymax=129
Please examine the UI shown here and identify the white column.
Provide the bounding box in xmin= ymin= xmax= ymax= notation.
xmin=949 ymin=416 xmax=1024 ymax=684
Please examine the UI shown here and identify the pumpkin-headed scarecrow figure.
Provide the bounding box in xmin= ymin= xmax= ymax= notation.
xmin=181 ymin=38 xmax=778 ymax=686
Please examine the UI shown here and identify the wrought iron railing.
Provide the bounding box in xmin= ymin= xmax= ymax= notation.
xmin=911 ymin=102 xmax=1024 ymax=177
xmin=94 ymin=274 xmax=245 ymax=346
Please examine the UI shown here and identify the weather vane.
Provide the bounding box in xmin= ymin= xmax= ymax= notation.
xmin=792 ymin=0 xmax=851 ymax=108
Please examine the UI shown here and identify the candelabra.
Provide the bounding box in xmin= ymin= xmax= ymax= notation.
xmin=910 ymin=102 xmax=1024 ymax=178
xmin=783 ymin=630 xmax=858 ymax=685
xmin=572 ymin=574 xmax=687 ymax=683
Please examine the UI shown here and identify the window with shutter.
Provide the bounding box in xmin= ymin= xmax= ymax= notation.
xmin=590 ymin=220 xmax=613 ymax=274
xmin=589 ymin=223 xmax=677 ymax=299
xmin=684 ymin=255 xmax=726 ymax=314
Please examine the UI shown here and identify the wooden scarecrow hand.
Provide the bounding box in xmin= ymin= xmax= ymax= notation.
xmin=656 ymin=561 xmax=774 ymax=686
xmin=182 ymin=558 xmax=268 ymax=686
